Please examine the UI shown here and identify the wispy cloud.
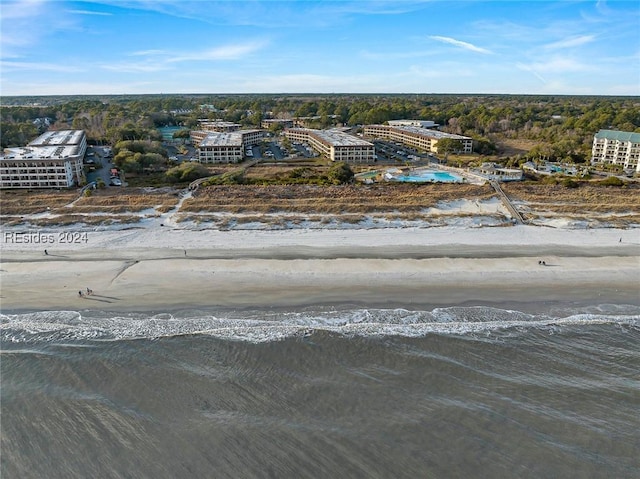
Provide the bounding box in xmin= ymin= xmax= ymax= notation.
xmin=516 ymin=55 xmax=593 ymax=84
xmin=544 ymin=35 xmax=595 ymax=50
xmin=67 ymin=9 xmax=113 ymax=16
xmin=524 ymin=57 xmax=592 ymax=73
xmin=129 ymin=50 xmax=171 ymax=57
xmin=516 ymin=63 xmax=547 ymax=84
xmin=0 ymin=60 xmax=83 ymax=73
xmin=104 ymin=41 xmax=267 ymax=73
xmin=429 ymin=36 xmax=493 ymax=54
xmin=360 ymin=49 xmax=437 ymax=61
xmin=100 ymin=62 xmax=170 ymax=73
xmin=1 ymin=0 xmax=76 ymax=56
xmin=196 ymin=41 xmax=267 ymax=61
xmin=154 ymin=41 xmax=267 ymax=63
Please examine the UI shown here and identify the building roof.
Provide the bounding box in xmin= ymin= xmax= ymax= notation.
xmin=28 ymin=129 xmax=85 ymax=146
xmin=200 ymin=132 xmax=243 ymax=147
xmin=388 ymin=120 xmax=439 ymax=128
xmin=2 ymin=130 xmax=85 ymax=162
xmin=289 ymin=128 xmax=373 ymax=147
xmin=385 ymin=125 xmax=471 ymax=141
xmin=594 ymin=129 xmax=640 ymax=143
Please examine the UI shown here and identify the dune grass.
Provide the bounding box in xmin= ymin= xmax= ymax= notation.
xmin=0 ymin=190 xmax=77 ymax=215
xmin=182 ymin=183 xmax=495 ymax=214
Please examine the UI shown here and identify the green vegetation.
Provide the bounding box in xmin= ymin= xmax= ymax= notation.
xmin=327 ymin=162 xmax=355 ymax=184
xmin=435 ymin=138 xmax=464 ymax=154
xmin=598 ymin=176 xmax=625 ymax=187
xmin=113 ymin=140 xmax=168 ymax=174
xmin=165 ymin=162 xmax=210 ymax=184
xmin=201 ymin=162 xmax=355 ymax=187
xmin=2 ymin=93 xmax=639 ymax=186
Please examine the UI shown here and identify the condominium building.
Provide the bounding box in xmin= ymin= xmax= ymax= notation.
xmin=387 ymin=120 xmax=439 ymax=129
xmin=591 ymin=129 xmax=640 ymax=173
xmin=364 ymin=124 xmax=473 ymax=154
xmin=197 ymin=119 xmax=240 ymax=132
xmin=261 ymin=118 xmax=294 ymax=129
xmin=1 ymin=130 xmax=87 ymax=189
xmin=284 ymin=128 xmax=375 ymax=164
xmin=197 ymin=129 xmax=263 ymax=164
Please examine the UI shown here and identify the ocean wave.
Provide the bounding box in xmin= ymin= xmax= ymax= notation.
xmin=1 ymin=306 xmax=639 ymax=344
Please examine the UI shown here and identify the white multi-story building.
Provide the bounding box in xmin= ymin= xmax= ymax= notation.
xmin=284 ymin=128 xmax=375 ymax=164
xmin=1 ymin=130 xmax=87 ymax=189
xmin=197 ymin=130 xmax=263 ymax=164
xmin=591 ymin=129 xmax=640 ymax=173
xmin=364 ymin=124 xmax=473 ymax=154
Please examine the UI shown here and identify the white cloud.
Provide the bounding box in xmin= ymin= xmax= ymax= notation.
xmin=67 ymin=9 xmax=113 ymax=16
xmin=101 ymin=41 xmax=267 ymax=74
xmin=429 ymin=36 xmax=493 ymax=54
xmin=164 ymin=41 xmax=268 ymax=63
xmin=360 ymin=49 xmax=437 ymax=60
xmin=100 ymin=62 xmax=170 ymax=73
xmin=1 ymin=0 xmax=76 ymax=56
xmin=516 ymin=63 xmax=547 ymax=84
xmin=408 ymin=64 xmax=474 ymax=78
xmin=1 ymin=0 xmax=48 ymax=20
xmin=129 ymin=50 xmax=170 ymax=57
xmin=0 ymin=60 xmax=84 ymax=73
xmin=525 ymin=57 xmax=592 ymax=73
xmin=1 ymin=79 xmax=157 ymax=96
xmin=544 ymin=35 xmax=595 ymax=50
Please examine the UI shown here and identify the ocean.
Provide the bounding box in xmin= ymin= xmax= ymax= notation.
xmin=2 ymin=305 xmax=639 ymax=478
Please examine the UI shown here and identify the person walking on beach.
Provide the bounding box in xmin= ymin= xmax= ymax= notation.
xmin=78 ymin=290 xmax=84 ymax=297
xmin=44 ymin=249 xmax=48 ymax=255
xmin=86 ymin=287 xmax=93 ymax=295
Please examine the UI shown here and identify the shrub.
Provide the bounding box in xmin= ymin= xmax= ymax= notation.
xmin=562 ymin=178 xmax=580 ymax=188
xmin=327 ymin=162 xmax=354 ymax=185
xmin=598 ymin=176 xmax=624 ymax=187
xmin=165 ymin=162 xmax=210 ymax=183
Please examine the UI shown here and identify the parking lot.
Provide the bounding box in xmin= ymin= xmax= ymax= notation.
xmin=373 ymin=140 xmax=435 ymax=165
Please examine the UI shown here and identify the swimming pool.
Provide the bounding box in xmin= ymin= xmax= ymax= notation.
xmin=158 ymin=126 xmax=183 ymax=141
xmin=393 ymin=170 xmax=463 ymax=183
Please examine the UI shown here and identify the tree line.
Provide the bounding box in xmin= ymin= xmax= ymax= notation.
xmin=2 ymin=94 xmax=639 ymax=165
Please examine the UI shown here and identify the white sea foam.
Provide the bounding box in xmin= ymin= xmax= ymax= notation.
xmin=1 ymin=306 xmax=638 ymax=344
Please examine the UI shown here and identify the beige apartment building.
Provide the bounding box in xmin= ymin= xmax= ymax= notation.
xmin=1 ymin=130 xmax=87 ymax=189
xmin=591 ymin=129 xmax=640 ymax=173
xmin=198 ymin=120 xmax=241 ymax=132
xmin=261 ymin=119 xmax=294 ymax=129
xmin=284 ymin=128 xmax=375 ymax=164
xmin=364 ymin=124 xmax=473 ymax=154
xmin=197 ymin=129 xmax=263 ymax=164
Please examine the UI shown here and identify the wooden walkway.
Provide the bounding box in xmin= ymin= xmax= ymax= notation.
xmin=490 ymin=180 xmax=525 ymax=224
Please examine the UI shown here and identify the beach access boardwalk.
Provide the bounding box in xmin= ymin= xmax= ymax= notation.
xmin=490 ymin=180 xmax=525 ymax=224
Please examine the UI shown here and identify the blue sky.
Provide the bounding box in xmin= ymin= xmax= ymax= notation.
xmin=1 ymin=0 xmax=638 ymax=96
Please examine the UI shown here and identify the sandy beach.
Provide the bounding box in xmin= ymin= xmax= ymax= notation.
xmin=1 ymin=225 xmax=638 ymax=312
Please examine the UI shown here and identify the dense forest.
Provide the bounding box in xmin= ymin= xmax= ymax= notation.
xmin=2 ymin=94 xmax=639 ymax=165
